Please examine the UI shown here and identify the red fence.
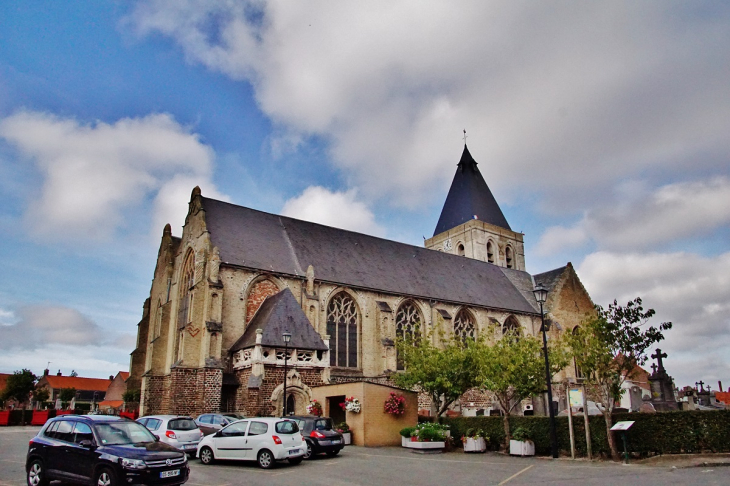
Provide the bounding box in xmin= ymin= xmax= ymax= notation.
xmin=0 ymin=411 xmax=10 ymax=426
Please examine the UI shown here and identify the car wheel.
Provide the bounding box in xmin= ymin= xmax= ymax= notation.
xmin=303 ymin=441 xmax=314 ymax=459
xmin=199 ymin=446 xmax=215 ymax=465
xmin=326 ymin=448 xmax=341 ymax=457
xmin=94 ymin=467 xmax=117 ymax=486
xmin=288 ymin=456 xmax=303 ymax=465
xmin=27 ymin=459 xmax=49 ymax=486
xmin=257 ymin=449 xmax=275 ymax=469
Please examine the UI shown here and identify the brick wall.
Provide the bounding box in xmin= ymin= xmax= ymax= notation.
xmin=144 ymin=375 xmax=170 ymax=415
xmin=245 ymin=280 xmax=280 ymax=323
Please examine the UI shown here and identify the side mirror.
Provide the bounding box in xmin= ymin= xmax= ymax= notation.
xmin=154 ymin=435 xmax=160 ymax=442
xmin=79 ymin=440 xmax=94 ymax=448
xmin=214 ymin=431 xmax=222 ymax=437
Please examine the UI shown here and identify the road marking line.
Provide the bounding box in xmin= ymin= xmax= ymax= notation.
xmin=498 ymin=465 xmax=534 ymax=485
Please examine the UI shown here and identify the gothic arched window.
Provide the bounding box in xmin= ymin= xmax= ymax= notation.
xmin=396 ymin=301 xmax=422 ymax=370
xmin=327 ymin=293 xmax=359 ymax=368
xmin=454 ymin=309 xmax=476 ymax=342
xmin=502 ymin=315 xmax=520 ymax=337
xmin=178 ymin=251 xmax=195 ymax=329
xmin=457 ymin=243 xmax=465 ymax=256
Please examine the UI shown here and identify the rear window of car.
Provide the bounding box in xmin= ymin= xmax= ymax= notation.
xmin=314 ymin=418 xmax=333 ymax=431
xmin=168 ymin=418 xmax=197 ymax=431
xmin=275 ymin=420 xmax=299 ymax=434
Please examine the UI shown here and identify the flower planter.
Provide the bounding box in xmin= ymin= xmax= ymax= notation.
xmin=31 ymin=410 xmax=50 ymax=426
xmin=342 ymin=432 xmax=352 ymax=445
xmin=404 ymin=440 xmax=446 ymax=452
xmin=402 ymin=436 xmax=410 ymax=447
xmin=463 ymin=437 xmax=487 ymax=453
xmin=509 ymin=439 xmax=535 ymax=456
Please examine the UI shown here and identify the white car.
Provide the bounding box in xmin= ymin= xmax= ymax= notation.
xmin=137 ymin=415 xmax=204 ymax=456
xmin=197 ymin=417 xmax=304 ymax=468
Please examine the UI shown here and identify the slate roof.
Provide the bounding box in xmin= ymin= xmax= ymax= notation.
xmin=201 ymin=197 xmax=538 ymax=315
xmin=433 ymin=145 xmax=511 ymax=236
xmin=231 ymin=288 xmax=328 ymax=351
xmin=533 ymin=266 xmax=567 ymax=293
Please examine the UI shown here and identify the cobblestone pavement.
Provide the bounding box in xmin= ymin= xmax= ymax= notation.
xmin=2 ymin=426 xmax=728 ymax=486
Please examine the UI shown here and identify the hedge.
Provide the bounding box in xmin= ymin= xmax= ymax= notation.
xmin=440 ymin=410 xmax=730 ymax=457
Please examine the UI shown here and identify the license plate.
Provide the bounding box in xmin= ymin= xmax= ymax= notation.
xmin=332 ymin=440 xmax=341 ymax=444
xmin=288 ymin=449 xmax=299 ymax=455
xmin=160 ymin=470 xmax=180 ymax=478
xmin=183 ymin=444 xmax=196 ymax=449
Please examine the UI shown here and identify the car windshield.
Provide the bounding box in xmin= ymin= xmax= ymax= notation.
xmin=168 ymin=418 xmax=197 ymax=431
xmin=94 ymin=421 xmax=156 ymax=445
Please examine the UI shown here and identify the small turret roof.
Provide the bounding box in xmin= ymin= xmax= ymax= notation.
xmin=231 ymin=288 xmax=328 ymax=352
xmin=433 ymin=146 xmax=511 ymax=236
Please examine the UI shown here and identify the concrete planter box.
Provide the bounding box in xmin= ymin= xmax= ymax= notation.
xmin=401 ymin=436 xmax=411 ymax=447
xmin=342 ymin=432 xmax=351 ymax=445
xmin=463 ymin=437 xmax=487 ymax=453
xmin=404 ymin=440 xmax=446 ymax=451
xmin=509 ymin=440 xmax=535 ymax=456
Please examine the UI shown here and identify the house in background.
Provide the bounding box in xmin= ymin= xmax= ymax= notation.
xmin=98 ymin=371 xmax=130 ymax=413
xmin=36 ymin=370 xmax=112 ymax=410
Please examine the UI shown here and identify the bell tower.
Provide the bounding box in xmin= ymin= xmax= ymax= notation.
xmin=425 ymin=145 xmax=525 ymax=271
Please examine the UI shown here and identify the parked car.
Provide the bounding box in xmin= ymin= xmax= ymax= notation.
xmin=137 ymin=415 xmax=204 ymax=456
xmin=196 ymin=417 xmax=304 ymax=469
xmin=194 ymin=413 xmax=244 ymax=436
xmin=288 ymin=415 xmax=344 ymax=459
xmin=26 ymin=414 xmax=189 ymax=486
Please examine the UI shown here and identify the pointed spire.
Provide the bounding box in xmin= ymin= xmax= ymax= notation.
xmin=433 ymin=145 xmax=511 ymax=236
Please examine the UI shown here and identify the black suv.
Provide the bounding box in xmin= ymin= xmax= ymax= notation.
xmin=26 ymin=414 xmax=189 ymax=486
xmin=288 ymin=415 xmax=343 ymax=459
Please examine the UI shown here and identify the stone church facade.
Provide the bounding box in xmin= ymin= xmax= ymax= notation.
xmin=128 ymin=146 xmax=595 ymax=417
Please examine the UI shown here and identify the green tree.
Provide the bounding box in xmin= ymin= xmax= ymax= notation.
xmin=123 ymin=389 xmax=141 ymax=404
xmin=566 ymin=298 xmax=671 ymax=461
xmin=0 ymin=369 xmax=38 ymax=425
xmin=478 ymin=325 xmax=569 ymax=448
xmin=394 ymin=333 xmax=481 ymax=416
xmin=59 ymin=387 xmax=76 ymax=409
xmin=32 ymin=387 xmax=50 ymax=409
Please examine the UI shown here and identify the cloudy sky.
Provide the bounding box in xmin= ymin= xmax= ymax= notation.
xmin=1 ymin=1 xmax=728 ymax=390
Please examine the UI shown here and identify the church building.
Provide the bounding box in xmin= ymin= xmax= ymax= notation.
xmin=128 ymin=146 xmax=595 ymax=417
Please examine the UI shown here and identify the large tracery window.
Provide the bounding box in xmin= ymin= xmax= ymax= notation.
xmin=396 ymin=301 xmax=422 ymax=370
xmin=502 ymin=315 xmax=520 ymax=337
xmin=327 ymin=293 xmax=359 ymax=368
xmin=454 ymin=309 xmax=476 ymax=342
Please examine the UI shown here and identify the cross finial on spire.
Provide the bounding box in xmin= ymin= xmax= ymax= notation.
xmin=463 ymin=129 xmax=467 ymax=145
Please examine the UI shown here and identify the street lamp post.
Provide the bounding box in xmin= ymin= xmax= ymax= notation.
xmin=282 ymin=331 xmax=292 ymax=416
xmin=533 ymin=283 xmax=559 ymax=459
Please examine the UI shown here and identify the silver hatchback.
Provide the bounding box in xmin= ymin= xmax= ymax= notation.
xmin=137 ymin=415 xmax=204 ymax=456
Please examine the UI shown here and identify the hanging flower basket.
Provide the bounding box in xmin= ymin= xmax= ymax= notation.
xmin=383 ymin=392 xmax=406 ymax=416
xmin=339 ymin=396 xmax=361 ymax=413
xmin=306 ymin=400 xmax=323 ymax=416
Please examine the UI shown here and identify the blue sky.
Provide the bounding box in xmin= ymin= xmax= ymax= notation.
xmin=1 ymin=1 xmax=729 ymax=391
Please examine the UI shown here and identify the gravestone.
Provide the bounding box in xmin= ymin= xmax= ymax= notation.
xmin=647 ymin=348 xmax=679 ymax=411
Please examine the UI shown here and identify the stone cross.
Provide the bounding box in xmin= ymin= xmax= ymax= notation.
xmin=651 ymin=348 xmax=668 ymax=372
xmin=698 ymin=380 xmax=705 ymax=392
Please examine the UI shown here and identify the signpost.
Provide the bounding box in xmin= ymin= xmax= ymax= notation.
xmin=610 ymin=421 xmax=635 ymax=464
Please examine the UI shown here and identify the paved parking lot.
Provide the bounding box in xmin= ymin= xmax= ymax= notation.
xmin=1 ymin=426 xmax=728 ymax=486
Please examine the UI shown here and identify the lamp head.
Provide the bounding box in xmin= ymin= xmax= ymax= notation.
xmin=533 ymin=283 xmax=548 ymax=304
xmin=282 ymin=331 xmax=292 ymax=344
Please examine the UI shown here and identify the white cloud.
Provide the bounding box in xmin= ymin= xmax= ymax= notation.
xmin=0 ymin=111 xmax=221 ymax=241
xmin=281 ymin=186 xmax=385 ymax=236
xmin=127 ymin=1 xmax=730 ymax=210
xmin=578 ymin=250 xmax=730 ymax=388
xmin=536 ymin=177 xmax=730 ymax=255
xmin=0 ymin=305 xmax=132 ymax=350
